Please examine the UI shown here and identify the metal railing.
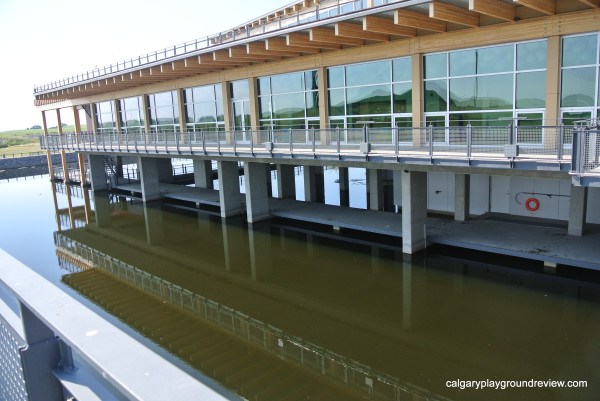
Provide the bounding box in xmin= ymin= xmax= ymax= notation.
xmin=40 ymin=125 xmax=577 ymax=165
xmin=571 ymin=124 xmax=600 ymax=176
xmin=54 ymin=233 xmax=451 ymax=401
xmin=0 ymin=249 xmax=235 ymax=401
xmin=34 ymin=0 xmax=402 ymax=94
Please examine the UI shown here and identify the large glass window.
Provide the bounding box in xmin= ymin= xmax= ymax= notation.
xmin=560 ymin=33 xmax=600 ymax=123
xmin=94 ymin=101 xmax=116 ymax=134
xmin=147 ymin=90 xmax=179 ymax=133
xmin=326 ymin=57 xmax=412 ymax=129
xmin=258 ymin=70 xmax=319 ymax=130
xmin=230 ymin=80 xmax=251 ymax=132
xmin=184 ymin=84 xmax=224 ymax=132
xmin=118 ymin=96 xmax=145 ymax=134
xmin=424 ymin=40 xmax=547 ymax=128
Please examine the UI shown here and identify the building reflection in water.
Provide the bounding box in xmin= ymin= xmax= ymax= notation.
xmin=51 ymin=183 xmax=600 ymax=401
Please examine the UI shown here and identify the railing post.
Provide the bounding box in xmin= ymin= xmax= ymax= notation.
xmin=134 ymin=132 xmax=138 ymax=152
xmin=175 ymin=132 xmax=180 ymax=154
xmin=189 ymin=132 xmax=193 ymax=154
xmin=250 ymin=129 xmax=254 ymax=155
xmin=557 ymin=124 xmax=564 ymax=161
xmin=165 ymin=132 xmax=168 ymax=153
xmin=144 ymin=132 xmax=148 ymax=153
xmin=337 ymin=126 xmax=341 ymax=155
xmin=428 ymin=124 xmax=434 ymax=156
xmin=289 ymin=128 xmax=293 ymax=154
xmin=201 ymin=129 xmax=206 ymax=155
xmin=154 ymin=132 xmax=158 ymax=154
xmin=217 ymin=131 xmax=221 ymax=155
xmin=467 ymin=123 xmax=472 ymax=159
xmin=233 ymin=130 xmax=237 ymax=155
xmin=312 ymin=127 xmax=316 ymax=155
xmin=363 ymin=124 xmax=368 ymax=143
xmin=394 ymin=126 xmax=399 ymax=157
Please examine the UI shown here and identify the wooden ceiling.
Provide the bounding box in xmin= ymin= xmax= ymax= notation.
xmin=35 ymin=0 xmax=599 ymax=106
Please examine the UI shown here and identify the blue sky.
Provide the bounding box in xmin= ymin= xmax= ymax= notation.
xmin=0 ymin=0 xmax=286 ymax=131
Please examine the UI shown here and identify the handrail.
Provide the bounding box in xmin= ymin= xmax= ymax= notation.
xmin=33 ymin=0 xmax=402 ymax=94
xmin=0 ymin=248 xmax=236 ymax=401
xmin=39 ymin=126 xmax=579 ymax=168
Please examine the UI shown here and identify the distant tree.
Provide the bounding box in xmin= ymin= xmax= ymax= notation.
xmin=30 ymin=125 xmax=42 ymax=129
xmin=61 ymin=122 xmax=67 ymax=126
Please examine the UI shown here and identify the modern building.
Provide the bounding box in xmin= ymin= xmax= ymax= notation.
xmin=35 ymin=0 xmax=600 ymax=257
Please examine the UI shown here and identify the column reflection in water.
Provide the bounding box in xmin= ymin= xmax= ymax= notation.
xmin=50 ymin=187 xmax=600 ymax=401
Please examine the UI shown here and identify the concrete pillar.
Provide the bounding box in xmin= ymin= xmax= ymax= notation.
xmin=244 ymin=162 xmax=270 ymax=223
xmin=304 ymin=165 xmax=324 ymax=203
xmin=266 ymin=164 xmax=273 ymax=198
xmin=393 ymin=169 xmax=402 ymax=208
xmin=221 ymin=220 xmax=247 ymax=272
xmin=401 ymin=170 xmax=428 ymax=254
xmin=454 ymin=173 xmax=470 ymax=222
xmin=93 ymin=192 xmax=111 ymax=228
xmin=339 ymin=167 xmax=349 ymax=207
xmin=157 ymin=158 xmax=174 ymax=183
xmin=568 ymin=185 xmax=588 ymax=236
xmin=217 ymin=161 xmax=242 ymax=218
xmin=368 ymin=169 xmax=384 ymax=211
xmin=194 ymin=159 xmax=213 ymax=188
xmin=144 ymin=205 xmax=165 ymax=245
xmin=138 ymin=157 xmax=161 ymax=202
xmin=248 ymin=225 xmax=273 ymax=281
xmin=277 ymin=164 xmax=296 ymax=199
xmin=88 ymin=154 xmax=108 ymax=191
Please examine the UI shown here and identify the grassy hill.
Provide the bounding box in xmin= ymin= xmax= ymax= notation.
xmin=0 ymin=125 xmax=86 ymax=157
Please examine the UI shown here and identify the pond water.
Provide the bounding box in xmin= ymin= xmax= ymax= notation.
xmin=1 ymin=173 xmax=599 ymax=401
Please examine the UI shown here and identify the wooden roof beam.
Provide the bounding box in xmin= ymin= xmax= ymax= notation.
xmin=266 ymin=37 xmax=321 ymax=53
xmin=286 ymin=33 xmax=342 ymax=49
xmin=363 ymin=15 xmax=417 ymax=37
xmin=213 ymin=49 xmax=266 ymax=64
xmin=293 ymin=3 xmax=302 ymax=11
xmin=247 ymin=41 xmax=302 ymax=57
xmin=429 ymin=1 xmax=480 ymax=27
xmin=513 ymin=0 xmax=554 ymax=15
xmin=335 ymin=21 xmax=390 ymax=41
xmin=309 ymin=28 xmax=364 ymax=46
xmin=394 ymin=9 xmax=446 ymax=32
xmin=577 ymin=0 xmax=600 ymax=7
xmin=229 ymin=46 xmax=283 ymax=60
xmin=469 ymin=0 xmax=515 ymax=21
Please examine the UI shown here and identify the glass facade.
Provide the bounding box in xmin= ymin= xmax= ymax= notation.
xmin=147 ymin=91 xmax=180 ymax=133
xmin=258 ymin=70 xmax=319 ymax=129
xmin=184 ymin=84 xmax=224 ymax=132
xmin=423 ymin=40 xmax=547 ymax=127
xmin=94 ymin=100 xmax=116 ymax=134
xmin=118 ymin=96 xmax=145 ymax=134
xmin=560 ymin=33 xmax=600 ymax=124
xmin=327 ymin=57 xmax=412 ymax=129
xmin=230 ymin=80 xmax=251 ymax=132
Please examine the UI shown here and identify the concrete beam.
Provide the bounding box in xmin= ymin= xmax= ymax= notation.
xmin=138 ymin=157 xmax=162 ymax=202
xmin=244 ymin=162 xmax=271 ymax=223
xmin=194 ymin=159 xmax=213 ymax=189
xmin=454 ymin=173 xmax=470 ymax=222
xmin=217 ymin=161 xmax=242 ymax=218
xmin=568 ymin=185 xmax=588 ymax=236
xmin=401 ymin=170 xmax=428 ymax=254
xmin=276 ymin=164 xmax=296 ymax=199
xmin=88 ymin=154 xmax=108 ymax=192
xmin=304 ymin=165 xmax=325 ymax=203
xmin=368 ymin=169 xmax=384 ymax=211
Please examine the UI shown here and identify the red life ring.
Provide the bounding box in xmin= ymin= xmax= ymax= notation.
xmin=525 ymin=198 xmax=540 ymax=211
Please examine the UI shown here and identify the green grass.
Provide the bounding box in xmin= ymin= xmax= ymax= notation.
xmin=0 ymin=124 xmax=86 ymax=157
xmin=0 ymin=125 xmax=86 ymax=137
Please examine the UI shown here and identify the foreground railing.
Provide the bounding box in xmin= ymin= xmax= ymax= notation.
xmin=41 ymin=125 xmax=575 ymax=164
xmin=572 ymin=125 xmax=600 ymax=176
xmin=0 ymin=249 xmax=235 ymax=401
xmin=54 ymin=233 xmax=451 ymax=401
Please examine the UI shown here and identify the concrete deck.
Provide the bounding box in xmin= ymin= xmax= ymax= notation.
xmin=111 ymin=182 xmax=600 ymax=270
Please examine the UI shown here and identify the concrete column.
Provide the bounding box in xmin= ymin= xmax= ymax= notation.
xmin=157 ymin=158 xmax=173 ymax=183
xmin=42 ymin=111 xmax=55 ymax=180
xmin=217 ymin=161 xmax=242 ymax=218
xmin=454 ymin=173 xmax=470 ymax=222
xmin=194 ymin=159 xmax=213 ymax=188
xmin=368 ymin=169 xmax=384 ymax=211
xmin=93 ymin=192 xmax=111 ymax=228
xmin=266 ymin=164 xmax=273 ymax=198
xmin=304 ymin=165 xmax=325 ymax=203
xmin=88 ymin=154 xmax=108 ymax=191
xmin=249 ymin=225 xmax=273 ymax=281
xmin=339 ymin=167 xmax=349 ymax=207
xmin=568 ymin=185 xmax=588 ymax=236
xmin=222 ymin=220 xmax=247 ymax=272
xmin=277 ymin=164 xmax=296 ymax=199
xmin=317 ymin=66 xmax=329 ymax=143
xmin=144 ymin=205 xmax=165 ymax=245
xmin=393 ymin=169 xmax=402 ymax=208
xmin=244 ymin=162 xmax=270 ymax=223
xmin=401 ymin=170 xmax=428 ymax=254
xmin=138 ymin=157 xmax=161 ymax=202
